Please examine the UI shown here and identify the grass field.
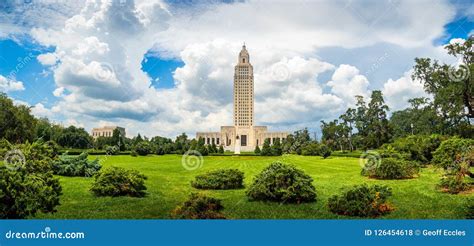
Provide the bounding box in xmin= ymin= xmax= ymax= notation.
xmin=36 ymin=154 xmax=473 ymax=219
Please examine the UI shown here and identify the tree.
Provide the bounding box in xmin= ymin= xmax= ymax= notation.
xmin=218 ymin=145 xmax=224 ymax=154
xmin=365 ymin=90 xmax=392 ymax=149
xmin=56 ymin=125 xmax=93 ymax=149
xmin=339 ymin=108 xmax=356 ymax=151
xmin=412 ymin=37 xmax=473 ymax=132
xmin=111 ymin=129 xmax=125 ymax=151
xmin=0 ymin=93 xmax=37 ymax=143
xmin=271 ymin=138 xmax=282 ymax=156
xmin=254 ymin=145 xmax=261 ymax=155
xmin=175 ymin=133 xmax=190 ymax=154
xmin=260 ymin=138 xmax=271 ymax=156
xmin=390 ymin=97 xmax=443 ymax=137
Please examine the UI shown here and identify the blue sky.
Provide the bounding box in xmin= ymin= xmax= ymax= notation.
xmin=0 ymin=0 xmax=472 ymax=137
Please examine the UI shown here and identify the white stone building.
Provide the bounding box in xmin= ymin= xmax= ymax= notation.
xmin=196 ymin=45 xmax=288 ymax=153
xmin=91 ymin=126 xmax=126 ymax=139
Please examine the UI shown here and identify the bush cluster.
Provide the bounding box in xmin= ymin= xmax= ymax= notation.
xmin=432 ymin=137 xmax=474 ymax=169
xmin=0 ymin=141 xmax=62 ymax=219
xmin=390 ymin=135 xmax=445 ymax=164
xmin=328 ymin=184 xmax=393 ymax=217
xmin=172 ymin=193 xmax=226 ymax=219
xmin=246 ymin=162 xmax=316 ymax=203
xmin=192 ymin=169 xmax=244 ymax=190
xmin=52 ymin=152 xmax=101 ymax=177
xmin=105 ymin=145 xmax=120 ymax=155
xmin=301 ymin=142 xmax=332 ymax=158
xmin=361 ymin=158 xmax=419 ymax=179
xmin=133 ymin=142 xmax=153 ymax=156
xmin=90 ymin=167 xmax=147 ymax=197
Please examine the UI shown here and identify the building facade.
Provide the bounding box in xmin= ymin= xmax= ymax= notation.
xmin=91 ymin=126 xmax=126 ymax=139
xmin=196 ymin=45 xmax=288 ymax=153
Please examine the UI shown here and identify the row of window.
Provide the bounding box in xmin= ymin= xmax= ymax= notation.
xmin=92 ymin=131 xmax=113 ymax=137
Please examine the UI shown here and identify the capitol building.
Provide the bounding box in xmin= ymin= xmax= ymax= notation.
xmin=196 ymin=45 xmax=288 ymax=153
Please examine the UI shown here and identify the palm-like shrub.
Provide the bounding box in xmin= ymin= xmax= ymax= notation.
xmin=90 ymin=167 xmax=147 ymax=197
xmin=328 ymin=184 xmax=393 ymax=217
xmin=172 ymin=193 xmax=225 ymax=219
xmin=246 ymin=162 xmax=316 ymax=203
xmin=53 ymin=152 xmax=101 ymax=177
xmin=192 ymin=169 xmax=244 ymax=189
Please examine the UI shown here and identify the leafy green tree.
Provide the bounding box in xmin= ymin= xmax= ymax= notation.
xmin=0 ymin=93 xmax=37 ymax=143
xmin=35 ymin=117 xmax=53 ymax=141
xmin=56 ymin=125 xmax=93 ymax=149
xmin=339 ymin=108 xmax=356 ymax=151
xmin=111 ymin=129 xmax=125 ymax=151
xmin=260 ymin=138 xmax=271 ymax=156
xmin=174 ymin=133 xmax=190 ymax=154
xmin=412 ymin=37 xmax=473 ymax=135
xmin=365 ymin=90 xmax=392 ymax=149
xmin=218 ymin=145 xmax=224 ymax=154
xmin=254 ymin=145 xmax=261 ymax=155
xmin=390 ymin=97 xmax=443 ymax=137
xmin=271 ymin=138 xmax=282 ymax=156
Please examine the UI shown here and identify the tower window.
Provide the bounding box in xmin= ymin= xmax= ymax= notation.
xmin=243 ymin=58 xmax=245 ymax=63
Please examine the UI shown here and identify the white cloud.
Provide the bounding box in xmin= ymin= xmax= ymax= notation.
xmin=382 ymin=70 xmax=428 ymax=111
xmin=3 ymin=0 xmax=462 ymax=137
xmin=0 ymin=75 xmax=25 ymax=92
xmin=37 ymin=52 xmax=58 ymax=66
xmin=327 ymin=64 xmax=369 ymax=104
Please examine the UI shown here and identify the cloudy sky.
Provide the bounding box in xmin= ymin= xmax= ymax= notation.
xmin=0 ymin=0 xmax=473 ymax=138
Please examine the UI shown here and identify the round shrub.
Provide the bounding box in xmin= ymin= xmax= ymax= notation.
xmin=328 ymin=184 xmax=393 ymax=217
xmin=90 ymin=167 xmax=147 ymax=197
xmin=133 ymin=142 xmax=152 ymax=156
xmin=432 ymin=137 xmax=474 ymax=169
xmin=318 ymin=144 xmax=331 ymax=159
xmin=105 ymin=145 xmax=119 ymax=155
xmin=171 ymin=193 xmax=225 ymax=219
xmin=246 ymin=162 xmax=316 ymax=203
xmin=362 ymin=158 xmax=418 ymax=179
xmin=192 ymin=169 xmax=244 ymax=190
xmin=53 ymin=152 xmax=101 ymax=177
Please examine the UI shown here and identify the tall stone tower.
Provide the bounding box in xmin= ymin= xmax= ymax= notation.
xmin=233 ymin=44 xmax=254 ymax=128
xmin=196 ymin=43 xmax=288 ymax=153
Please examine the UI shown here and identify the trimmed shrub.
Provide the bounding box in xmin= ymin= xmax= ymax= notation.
xmin=172 ymin=193 xmax=225 ymax=219
xmin=361 ymin=158 xmax=418 ymax=179
xmin=192 ymin=169 xmax=244 ymax=189
xmin=53 ymin=152 xmax=101 ymax=177
xmin=301 ymin=142 xmax=319 ymax=156
xmin=105 ymin=145 xmax=119 ymax=155
xmin=90 ymin=167 xmax=147 ymax=197
xmin=130 ymin=150 xmax=138 ymax=157
xmin=133 ymin=142 xmax=153 ymax=156
xmin=328 ymin=184 xmax=393 ymax=217
xmin=318 ymin=144 xmax=331 ymax=159
xmin=432 ymin=137 xmax=474 ymax=169
xmin=246 ymin=162 xmax=316 ymax=203
xmin=0 ymin=142 xmax=62 ymax=219
xmin=438 ymin=157 xmax=472 ymax=194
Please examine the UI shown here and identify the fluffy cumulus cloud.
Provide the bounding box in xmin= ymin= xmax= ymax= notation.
xmin=382 ymin=71 xmax=428 ymax=111
xmin=327 ymin=64 xmax=369 ymax=104
xmin=0 ymin=75 xmax=24 ymax=92
xmin=0 ymin=0 xmax=464 ymax=137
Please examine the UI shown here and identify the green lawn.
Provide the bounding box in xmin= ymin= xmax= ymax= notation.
xmin=36 ymin=154 xmax=473 ymax=219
